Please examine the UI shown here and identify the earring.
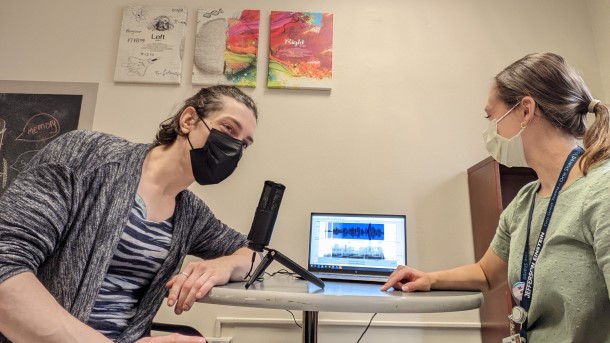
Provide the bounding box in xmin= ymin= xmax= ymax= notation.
xmin=520 ymin=121 xmax=528 ymax=129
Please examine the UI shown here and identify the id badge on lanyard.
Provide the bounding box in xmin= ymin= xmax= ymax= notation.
xmin=503 ymin=146 xmax=584 ymax=343
xmin=503 ymin=334 xmax=525 ymax=343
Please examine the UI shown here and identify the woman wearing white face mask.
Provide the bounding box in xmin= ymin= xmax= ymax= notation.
xmin=482 ymin=101 xmax=527 ymax=168
xmin=382 ymin=52 xmax=610 ymax=343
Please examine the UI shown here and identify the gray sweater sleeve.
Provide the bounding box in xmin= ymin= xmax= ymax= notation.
xmin=180 ymin=193 xmax=248 ymax=259
xmin=0 ymin=161 xmax=74 ymax=283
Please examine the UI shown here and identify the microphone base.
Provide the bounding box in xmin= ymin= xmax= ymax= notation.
xmin=245 ymin=247 xmax=325 ymax=290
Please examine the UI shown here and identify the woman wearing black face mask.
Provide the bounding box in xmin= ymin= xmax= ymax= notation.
xmin=0 ymin=85 xmax=261 ymax=343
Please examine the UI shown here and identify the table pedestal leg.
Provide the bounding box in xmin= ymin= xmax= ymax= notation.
xmin=302 ymin=310 xmax=318 ymax=343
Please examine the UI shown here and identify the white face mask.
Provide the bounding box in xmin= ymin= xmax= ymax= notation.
xmin=482 ymin=102 xmax=529 ymax=167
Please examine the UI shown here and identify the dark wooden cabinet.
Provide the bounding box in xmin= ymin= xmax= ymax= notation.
xmin=467 ymin=157 xmax=537 ymax=343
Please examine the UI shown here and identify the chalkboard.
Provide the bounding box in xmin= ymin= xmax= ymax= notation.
xmin=0 ymin=93 xmax=82 ymax=195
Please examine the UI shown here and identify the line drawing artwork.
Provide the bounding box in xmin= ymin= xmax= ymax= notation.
xmin=149 ymin=15 xmax=174 ymax=31
xmin=123 ymin=56 xmax=157 ymax=76
xmin=202 ymin=9 xmax=224 ymax=18
xmin=10 ymin=150 xmax=39 ymax=173
xmin=16 ymin=113 xmax=61 ymax=142
xmin=114 ymin=6 xmax=187 ymax=84
xmin=0 ymin=91 xmax=84 ymax=196
xmin=131 ymin=7 xmax=147 ymax=21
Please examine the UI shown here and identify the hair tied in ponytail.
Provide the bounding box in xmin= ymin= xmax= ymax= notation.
xmin=588 ymin=99 xmax=601 ymax=113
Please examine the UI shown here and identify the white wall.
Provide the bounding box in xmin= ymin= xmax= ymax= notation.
xmin=0 ymin=1 xmax=605 ymax=342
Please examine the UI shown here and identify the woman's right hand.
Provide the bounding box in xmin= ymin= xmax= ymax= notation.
xmin=380 ymin=265 xmax=433 ymax=292
xmin=136 ymin=334 xmax=205 ymax=343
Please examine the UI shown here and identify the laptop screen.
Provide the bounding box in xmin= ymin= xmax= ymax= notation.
xmin=308 ymin=213 xmax=407 ymax=276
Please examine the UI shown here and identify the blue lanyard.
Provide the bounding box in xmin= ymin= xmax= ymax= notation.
xmin=519 ymin=146 xmax=584 ymax=337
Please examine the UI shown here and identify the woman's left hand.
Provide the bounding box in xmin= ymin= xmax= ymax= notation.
xmin=165 ymin=258 xmax=233 ymax=315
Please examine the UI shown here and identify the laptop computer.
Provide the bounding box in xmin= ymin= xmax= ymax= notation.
xmin=307 ymin=212 xmax=407 ymax=283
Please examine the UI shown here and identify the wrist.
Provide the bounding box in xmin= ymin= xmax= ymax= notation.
xmin=428 ymin=271 xmax=441 ymax=290
xmin=230 ymin=249 xmax=258 ymax=281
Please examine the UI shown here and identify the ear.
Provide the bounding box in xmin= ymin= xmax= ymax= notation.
xmin=520 ymin=96 xmax=537 ymax=124
xmin=178 ymin=107 xmax=199 ymax=135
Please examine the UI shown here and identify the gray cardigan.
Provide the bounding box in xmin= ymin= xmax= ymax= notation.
xmin=0 ymin=130 xmax=247 ymax=342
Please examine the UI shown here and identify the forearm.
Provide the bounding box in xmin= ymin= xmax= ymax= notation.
xmin=429 ymin=263 xmax=490 ymax=291
xmin=228 ymin=247 xmax=261 ymax=282
xmin=429 ymin=248 xmax=508 ymax=291
xmin=0 ymin=272 xmax=110 ymax=343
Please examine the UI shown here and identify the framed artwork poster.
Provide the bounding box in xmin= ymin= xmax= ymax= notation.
xmin=0 ymin=81 xmax=97 ymax=195
xmin=114 ymin=6 xmax=187 ymax=84
xmin=192 ymin=9 xmax=260 ymax=87
xmin=267 ymin=11 xmax=333 ymax=90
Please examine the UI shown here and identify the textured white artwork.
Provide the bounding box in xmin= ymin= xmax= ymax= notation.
xmin=194 ymin=18 xmax=228 ymax=75
xmin=114 ymin=6 xmax=187 ymax=84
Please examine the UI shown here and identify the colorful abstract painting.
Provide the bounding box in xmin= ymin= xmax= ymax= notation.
xmin=267 ymin=11 xmax=333 ymax=90
xmin=192 ymin=9 xmax=260 ymax=87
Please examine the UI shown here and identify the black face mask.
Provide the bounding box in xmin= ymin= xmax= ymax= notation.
xmin=187 ymin=121 xmax=244 ymax=185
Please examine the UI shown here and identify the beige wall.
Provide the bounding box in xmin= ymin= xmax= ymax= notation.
xmin=587 ymin=0 xmax=610 ymax=101
xmin=0 ymin=0 xmax=605 ymax=342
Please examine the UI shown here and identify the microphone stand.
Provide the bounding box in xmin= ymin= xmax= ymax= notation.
xmin=245 ymin=247 xmax=325 ymax=290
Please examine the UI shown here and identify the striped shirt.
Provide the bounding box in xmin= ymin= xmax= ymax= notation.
xmin=87 ymin=195 xmax=173 ymax=340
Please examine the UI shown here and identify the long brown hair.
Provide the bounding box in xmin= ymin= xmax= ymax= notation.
xmin=495 ymin=52 xmax=609 ymax=174
xmin=153 ymin=85 xmax=258 ymax=146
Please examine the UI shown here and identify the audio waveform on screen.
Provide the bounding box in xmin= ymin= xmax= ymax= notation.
xmin=326 ymin=223 xmax=384 ymax=240
xmin=323 ymin=244 xmax=385 ymax=260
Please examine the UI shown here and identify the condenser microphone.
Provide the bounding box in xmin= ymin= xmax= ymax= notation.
xmin=247 ymin=180 xmax=286 ymax=252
